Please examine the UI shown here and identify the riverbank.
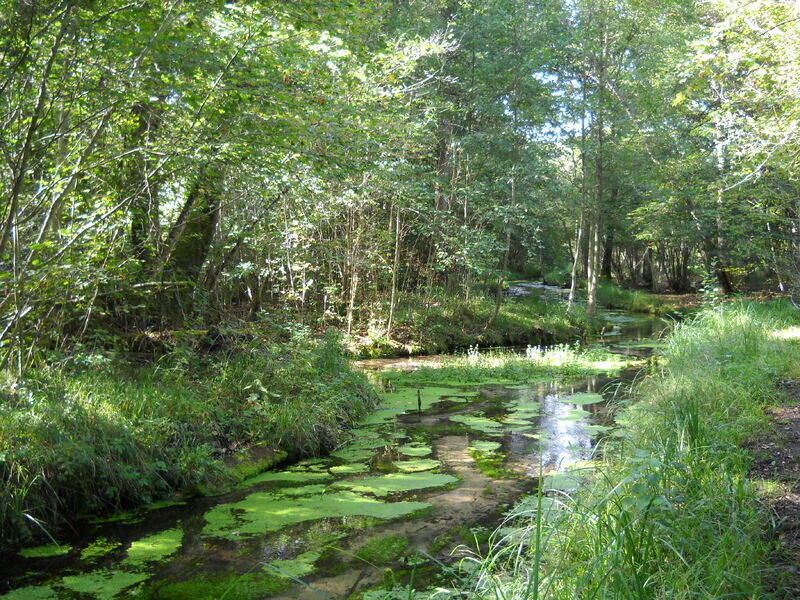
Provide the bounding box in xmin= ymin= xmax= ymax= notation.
xmin=1 ymin=313 xmax=656 ymax=600
xmin=421 ymin=300 xmax=800 ymax=599
xmin=345 ymin=292 xmax=596 ymax=358
xmin=0 ymin=283 xmax=632 ymax=553
xmin=0 ymin=332 xmax=377 ymax=551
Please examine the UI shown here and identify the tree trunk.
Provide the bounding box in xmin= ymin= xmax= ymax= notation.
xmin=160 ymin=164 xmax=224 ymax=323
xmin=387 ymin=207 xmax=401 ymax=336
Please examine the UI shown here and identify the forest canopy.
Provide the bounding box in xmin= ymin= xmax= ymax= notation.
xmin=0 ymin=0 xmax=798 ymax=370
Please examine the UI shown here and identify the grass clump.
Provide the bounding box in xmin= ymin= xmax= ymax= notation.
xmin=386 ymin=300 xmax=800 ymax=599
xmin=0 ymin=331 xmax=377 ymax=549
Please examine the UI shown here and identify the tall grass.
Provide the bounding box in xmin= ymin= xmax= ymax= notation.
xmin=406 ymin=300 xmax=799 ymax=599
xmin=0 ymin=331 xmax=377 ymax=549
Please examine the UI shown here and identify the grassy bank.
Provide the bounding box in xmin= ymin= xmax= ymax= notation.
xmin=459 ymin=300 xmax=800 ymax=599
xmin=379 ymin=344 xmax=640 ymax=387
xmin=383 ymin=300 xmax=800 ymax=599
xmin=0 ymin=332 xmax=377 ymax=550
xmin=347 ymin=293 xmax=595 ymax=358
xmin=596 ymin=279 xmax=688 ymax=316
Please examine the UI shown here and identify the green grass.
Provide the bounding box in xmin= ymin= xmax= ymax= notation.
xmin=596 ymin=279 xmax=683 ymax=315
xmin=379 ymin=344 xmax=640 ymax=387
xmin=347 ymin=293 xmax=595 ymax=358
xmin=386 ymin=299 xmax=800 ymax=599
xmin=0 ymin=332 xmax=377 ymax=549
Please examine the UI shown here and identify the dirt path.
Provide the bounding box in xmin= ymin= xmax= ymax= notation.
xmin=748 ymin=379 xmax=800 ymax=598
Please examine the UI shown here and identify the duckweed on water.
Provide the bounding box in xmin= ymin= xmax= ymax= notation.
xmin=470 ymin=440 xmax=502 ymax=453
xmin=121 ymin=527 xmax=183 ymax=568
xmin=80 ymin=538 xmax=122 ymax=561
xmin=203 ymin=490 xmax=430 ymax=538
xmin=143 ymin=572 xmax=287 ymax=600
xmin=468 ymin=445 xmax=514 ymax=479
xmin=336 ymin=472 xmax=458 ymax=497
xmin=396 ymin=444 xmax=432 ymax=457
xmin=330 ymin=463 xmax=369 ymax=474
xmin=143 ymin=500 xmax=187 ymax=511
xmin=449 ymin=414 xmax=503 ymax=435
xmin=61 ymin=570 xmax=148 ymax=599
xmin=267 ymin=549 xmax=323 ymax=579
xmin=0 ymin=585 xmax=57 ymax=600
xmin=236 ymin=470 xmax=332 ymax=489
xmin=279 ymin=484 xmax=329 ymax=496
xmin=560 ymin=408 xmax=591 ymax=421
xmin=561 ymin=392 xmax=604 ymax=405
xmin=354 ymin=535 xmax=409 ymax=565
xmin=585 ymin=424 xmax=612 ymax=436
xmin=392 ymin=459 xmax=442 ymax=472
xmin=17 ymin=544 xmax=71 ymax=559
xmin=360 ymin=387 xmax=479 ymax=426
xmin=382 ymin=387 xmax=479 ymax=411
xmin=331 ymin=447 xmax=376 ymax=462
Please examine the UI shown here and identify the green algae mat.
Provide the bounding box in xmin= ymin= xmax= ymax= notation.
xmin=203 ymin=489 xmax=431 ymax=538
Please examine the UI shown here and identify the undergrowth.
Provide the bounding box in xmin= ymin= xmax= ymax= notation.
xmin=347 ymin=293 xmax=595 ymax=358
xmin=384 ymin=299 xmax=800 ymax=599
xmin=596 ymin=280 xmax=684 ymax=316
xmin=0 ymin=331 xmax=377 ymax=549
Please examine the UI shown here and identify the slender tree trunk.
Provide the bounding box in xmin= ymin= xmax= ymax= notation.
xmin=586 ymin=216 xmax=601 ymax=318
xmin=387 ymin=207 xmax=401 ymax=336
xmin=567 ymin=210 xmax=584 ymax=313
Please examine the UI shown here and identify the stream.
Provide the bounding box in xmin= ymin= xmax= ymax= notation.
xmin=0 ymin=286 xmax=669 ymax=600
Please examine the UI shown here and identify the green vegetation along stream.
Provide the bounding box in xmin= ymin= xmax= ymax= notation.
xmin=0 ymin=298 xmax=667 ymax=600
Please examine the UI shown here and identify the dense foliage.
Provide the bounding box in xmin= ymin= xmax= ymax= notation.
xmin=1 ymin=0 xmax=797 ymax=370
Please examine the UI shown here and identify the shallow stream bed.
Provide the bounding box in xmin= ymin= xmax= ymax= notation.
xmin=0 ymin=301 xmax=668 ymax=600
